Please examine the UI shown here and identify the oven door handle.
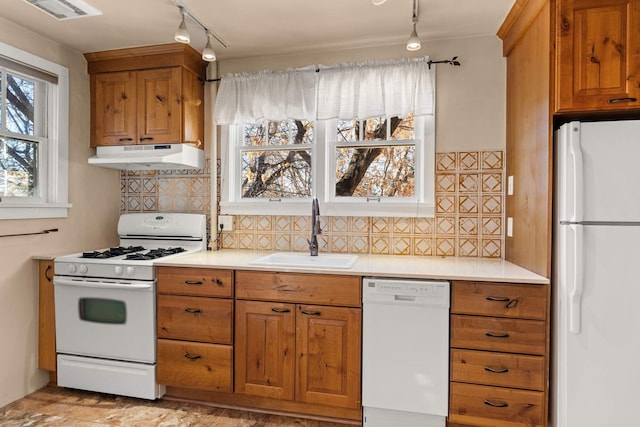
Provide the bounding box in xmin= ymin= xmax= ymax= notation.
xmin=53 ymin=277 xmax=153 ymax=290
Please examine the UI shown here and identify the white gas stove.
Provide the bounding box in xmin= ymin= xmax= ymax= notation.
xmin=53 ymin=213 xmax=207 ymax=400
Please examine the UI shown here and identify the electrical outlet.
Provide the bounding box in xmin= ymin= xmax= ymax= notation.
xmin=507 ymin=217 xmax=513 ymax=237
xmin=507 ymin=175 xmax=514 ymax=196
xmin=218 ymin=215 xmax=233 ymax=231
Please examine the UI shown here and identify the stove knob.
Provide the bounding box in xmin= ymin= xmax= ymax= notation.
xmin=78 ymin=264 xmax=88 ymax=274
xmin=67 ymin=264 xmax=77 ymax=274
xmin=114 ymin=266 xmax=123 ymax=276
xmin=125 ymin=266 xmax=135 ymax=276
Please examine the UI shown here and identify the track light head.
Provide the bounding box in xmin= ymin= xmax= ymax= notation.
xmin=202 ymin=32 xmax=216 ymax=62
xmin=406 ymin=23 xmax=421 ymax=51
xmin=174 ymin=7 xmax=190 ymax=43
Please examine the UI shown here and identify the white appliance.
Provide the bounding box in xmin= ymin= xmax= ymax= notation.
xmin=554 ymin=120 xmax=640 ymax=427
xmin=362 ymin=277 xmax=450 ymax=427
xmin=53 ymin=213 xmax=207 ymax=400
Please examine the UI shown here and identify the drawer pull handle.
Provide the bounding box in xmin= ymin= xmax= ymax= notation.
xmin=271 ymin=308 xmax=291 ymax=313
xmin=484 ymin=399 xmax=509 ymax=408
xmin=301 ymin=309 xmax=321 ymax=316
xmin=184 ymin=352 xmax=202 ymax=360
xmin=486 ymin=296 xmax=510 ymax=302
xmin=184 ymin=280 xmax=203 ymax=285
xmin=486 ymin=296 xmax=519 ymax=308
xmin=139 ymin=137 xmax=154 ymax=141
xmin=184 ymin=308 xmax=202 ymax=314
xmin=484 ymin=366 xmax=510 ymax=374
xmin=608 ymin=97 xmax=637 ymax=104
xmin=485 ymin=332 xmax=510 ymax=339
xmin=118 ymin=137 xmax=134 ymax=142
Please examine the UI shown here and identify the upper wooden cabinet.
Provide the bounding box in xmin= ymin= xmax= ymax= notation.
xmin=556 ymin=0 xmax=640 ymax=112
xmin=85 ymin=44 xmax=206 ymax=148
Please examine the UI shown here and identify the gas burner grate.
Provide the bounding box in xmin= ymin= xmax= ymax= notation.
xmin=124 ymin=247 xmax=186 ymax=261
xmin=81 ymin=246 xmax=146 ymax=259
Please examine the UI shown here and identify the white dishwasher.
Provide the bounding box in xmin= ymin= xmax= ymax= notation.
xmin=362 ymin=277 xmax=450 ymax=427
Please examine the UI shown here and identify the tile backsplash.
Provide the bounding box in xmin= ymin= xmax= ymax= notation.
xmin=120 ymin=150 xmax=504 ymax=258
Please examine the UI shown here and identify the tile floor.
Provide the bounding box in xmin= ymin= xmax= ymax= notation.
xmin=0 ymin=386 xmax=355 ymax=427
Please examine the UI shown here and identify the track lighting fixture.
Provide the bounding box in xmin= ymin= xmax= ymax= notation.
xmin=406 ymin=0 xmax=421 ymax=51
xmin=202 ymin=31 xmax=216 ymax=62
xmin=174 ymin=6 xmax=190 ymax=43
xmin=171 ymin=1 xmax=227 ymax=62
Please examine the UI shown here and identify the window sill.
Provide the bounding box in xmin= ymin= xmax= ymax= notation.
xmin=220 ymin=200 xmax=434 ymax=218
xmin=0 ymin=203 xmax=72 ymax=219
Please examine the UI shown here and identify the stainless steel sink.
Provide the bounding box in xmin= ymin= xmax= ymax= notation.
xmin=250 ymin=252 xmax=358 ymax=269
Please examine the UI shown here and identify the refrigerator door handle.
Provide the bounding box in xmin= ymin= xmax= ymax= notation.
xmin=568 ymin=125 xmax=584 ymax=223
xmin=569 ymin=224 xmax=584 ymax=334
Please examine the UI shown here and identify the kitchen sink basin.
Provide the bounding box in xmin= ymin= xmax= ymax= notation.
xmin=250 ymin=252 xmax=358 ymax=269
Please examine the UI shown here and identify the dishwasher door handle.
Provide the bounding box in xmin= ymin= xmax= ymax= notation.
xmin=394 ymin=295 xmax=416 ymax=302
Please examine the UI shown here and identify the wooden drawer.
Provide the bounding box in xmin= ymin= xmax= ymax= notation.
xmin=235 ymin=271 xmax=361 ymax=307
xmin=157 ymin=339 xmax=232 ymax=392
xmin=158 ymin=267 xmax=233 ymax=297
xmin=157 ymin=295 xmax=233 ymax=344
xmin=452 ymin=281 xmax=547 ymax=320
xmin=449 ymin=382 xmax=544 ymax=427
xmin=451 ymin=315 xmax=545 ymax=355
xmin=450 ymin=349 xmax=545 ymax=391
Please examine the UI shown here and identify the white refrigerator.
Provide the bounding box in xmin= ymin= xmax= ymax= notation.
xmin=554 ymin=120 xmax=640 ymax=427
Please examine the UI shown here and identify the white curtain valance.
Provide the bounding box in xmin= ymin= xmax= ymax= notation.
xmin=316 ymin=57 xmax=434 ymax=120
xmin=213 ymin=57 xmax=435 ymax=125
xmin=213 ymin=66 xmax=318 ymax=125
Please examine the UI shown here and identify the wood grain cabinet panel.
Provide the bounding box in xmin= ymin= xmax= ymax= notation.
xmin=451 ymin=315 xmax=546 ymax=355
xmin=157 ymin=339 xmax=232 ymax=392
xmin=157 ymin=295 xmax=232 ymax=344
xmin=450 ymin=383 xmax=545 ymax=427
xmin=452 ymin=281 xmax=547 ymax=320
xmin=38 ymin=260 xmax=56 ymax=373
xmin=158 ymin=267 xmax=233 ymax=298
xmin=556 ymin=0 xmax=640 ymax=112
xmin=234 ymin=300 xmax=295 ymax=400
xmin=93 ymin=71 xmax=137 ymax=146
xmin=296 ymin=304 xmax=361 ymax=409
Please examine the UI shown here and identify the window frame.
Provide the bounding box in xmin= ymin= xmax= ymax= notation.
xmin=220 ymin=115 xmax=435 ymax=218
xmin=0 ymin=41 xmax=70 ymax=219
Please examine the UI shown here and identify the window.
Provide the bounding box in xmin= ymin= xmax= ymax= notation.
xmin=221 ymin=114 xmax=434 ymax=217
xmin=0 ymin=41 xmax=70 ymax=219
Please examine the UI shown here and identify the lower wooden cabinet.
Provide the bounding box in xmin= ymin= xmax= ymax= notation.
xmin=234 ymin=271 xmax=362 ymax=413
xmin=449 ymin=280 xmax=549 ymax=427
xmin=37 ymin=260 xmax=56 ymax=374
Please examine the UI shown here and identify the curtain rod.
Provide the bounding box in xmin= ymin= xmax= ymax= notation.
xmin=0 ymin=228 xmax=58 ymax=238
xmin=203 ymin=56 xmax=460 ymax=83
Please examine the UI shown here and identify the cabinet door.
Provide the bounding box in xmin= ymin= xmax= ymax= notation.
xmin=296 ymin=305 xmax=361 ymax=409
xmin=92 ymin=71 xmax=137 ymax=147
xmin=234 ymin=300 xmax=295 ymax=400
xmin=38 ymin=261 xmax=56 ymax=372
xmin=556 ymin=0 xmax=640 ymax=111
xmin=137 ymin=67 xmax=182 ymax=144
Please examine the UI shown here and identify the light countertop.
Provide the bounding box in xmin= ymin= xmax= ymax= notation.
xmin=155 ymin=250 xmax=549 ymax=285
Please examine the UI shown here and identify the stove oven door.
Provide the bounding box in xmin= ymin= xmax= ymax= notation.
xmin=53 ymin=277 xmax=156 ymax=363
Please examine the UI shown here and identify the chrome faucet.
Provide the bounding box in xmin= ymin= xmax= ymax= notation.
xmin=308 ymin=197 xmax=322 ymax=256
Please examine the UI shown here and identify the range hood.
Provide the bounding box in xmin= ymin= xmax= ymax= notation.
xmin=88 ymin=144 xmax=204 ymax=171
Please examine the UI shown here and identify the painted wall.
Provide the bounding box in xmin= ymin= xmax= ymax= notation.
xmin=0 ymin=18 xmax=120 ymax=407
xmin=217 ymin=35 xmax=506 ymax=153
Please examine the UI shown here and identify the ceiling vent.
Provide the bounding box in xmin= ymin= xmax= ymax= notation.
xmin=22 ymin=0 xmax=102 ymax=20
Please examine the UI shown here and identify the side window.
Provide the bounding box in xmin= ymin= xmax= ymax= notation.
xmin=239 ymin=119 xmax=314 ymax=200
xmin=0 ymin=70 xmax=45 ymax=199
xmin=333 ymin=114 xmax=416 ymax=200
xmin=0 ymin=41 xmax=70 ymax=219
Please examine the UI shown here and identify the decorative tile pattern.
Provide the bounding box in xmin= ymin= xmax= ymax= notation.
xmin=119 ymin=151 xmax=504 ymax=258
